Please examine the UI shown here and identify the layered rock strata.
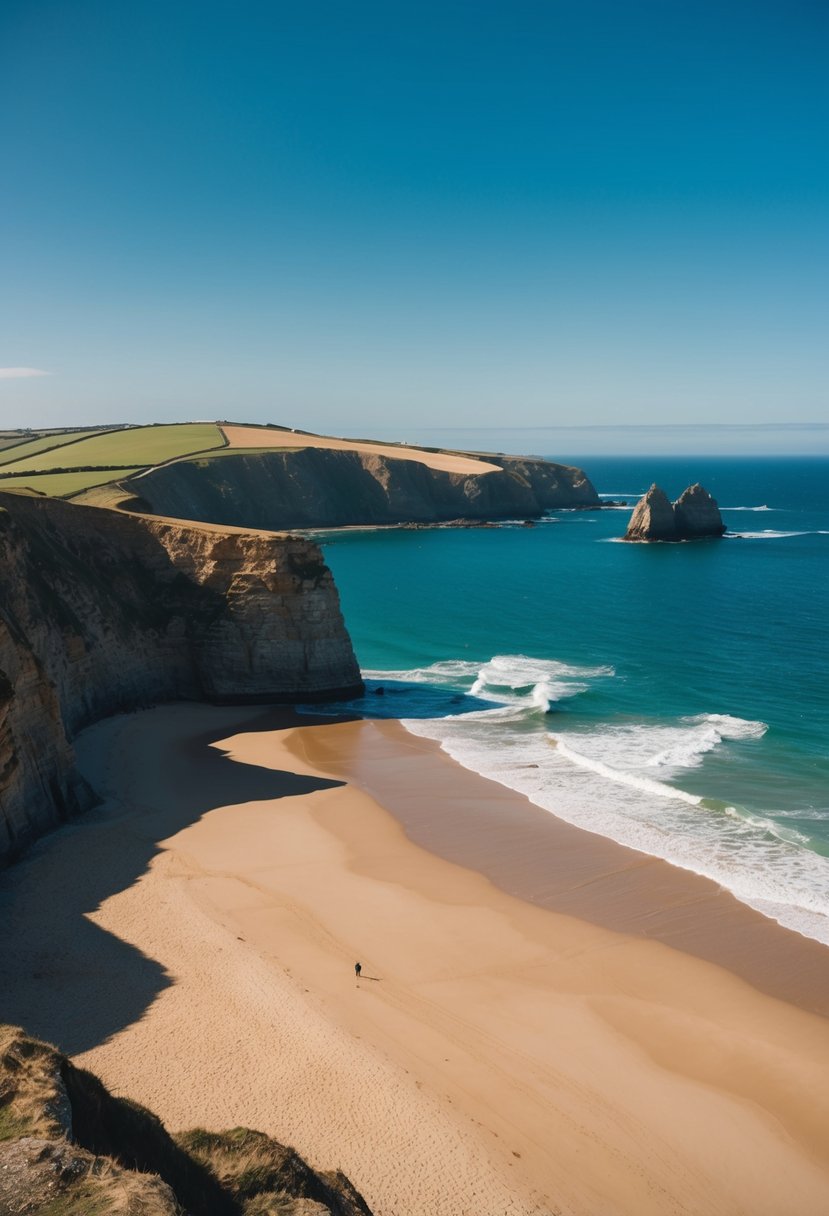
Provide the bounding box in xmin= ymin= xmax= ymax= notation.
xmin=127 ymin=447 xmax=599 ymax=529
xmin=624 ymin=483 xmax=725 ymax=541
xmin=0 ymin=491 xmax=361 ymax=861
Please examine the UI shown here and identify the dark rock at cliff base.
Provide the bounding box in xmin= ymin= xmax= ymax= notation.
xmin=624 ymin=484 xmax=677 ymax=540
xmin=623 ymin=483 xmax=725 ymax=542
xmin=674 ymin=483 xmax=727 ymax=537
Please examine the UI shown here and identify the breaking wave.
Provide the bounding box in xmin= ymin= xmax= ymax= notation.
xmin=364 ymin=653 xmax=613 ymax=715
xmin=388 ymin=663 xmax=829 ymax=944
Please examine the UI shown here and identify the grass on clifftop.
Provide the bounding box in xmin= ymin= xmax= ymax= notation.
xmin=0 ymin=422 xmax=226 ymax=499
xmin=0 ymin=1026 xmax=373 ymax=1216
xmin=0 ymin=468 xmax=146 ymax=498
xmin=0 ymin=423 xmax=224 ymax=475
xmin=0 ymin=429 xmax=96 ymax=467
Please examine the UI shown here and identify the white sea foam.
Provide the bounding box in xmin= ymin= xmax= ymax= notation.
xmin=548 ymin=734 xmax=705 ymax=807
xmin=725 ymin=530 xmax=809 ymax=539
xmin=722 ymin=504 xmax=774 ymax=512
xmin=646 ymin=714 xmax=767 ymax=771
xmin=363 ymin=659 xmax=483 ymax=684
xmin=364 ymin=654 xmax=612 ymax=714
xmin=381 ymin=655 xmax=829 ymax=945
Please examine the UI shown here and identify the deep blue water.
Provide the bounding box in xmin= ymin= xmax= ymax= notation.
xmin=313 ymin=457 xmax=829 ymax=942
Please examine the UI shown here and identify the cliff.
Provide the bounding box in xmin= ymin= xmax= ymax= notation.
xmin=624 ymin=483 xmax=726 ymax=541
xmin=0 ymin=1024 xmax=373 ymax=1215
xmin=125 ymin=447 xmax=599 ymax=529
xmin=0 ymin=491 xmax=362 ymax=862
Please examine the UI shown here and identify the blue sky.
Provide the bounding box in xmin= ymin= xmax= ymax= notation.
xmin=1 ymin=1 xmax=826 ymax=449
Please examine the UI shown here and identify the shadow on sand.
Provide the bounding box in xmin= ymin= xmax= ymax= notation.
xmin=0 ymin=705 xmax=349 ymax=1056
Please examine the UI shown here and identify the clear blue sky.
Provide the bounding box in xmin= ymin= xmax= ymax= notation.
xmin=1 ymin=0 xmax=826 ymax=449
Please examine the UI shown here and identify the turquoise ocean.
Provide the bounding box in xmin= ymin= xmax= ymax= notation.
xmin=311 ymin=457 xmax=829 ymax=945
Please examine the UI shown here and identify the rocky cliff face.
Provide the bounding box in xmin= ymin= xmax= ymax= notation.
xmin=127 ymin=447 xmax=599 ymax=529
xmin=624 ymin=483 xmax=725 ymax=541
xmin=0 ymin=491 xmax=361 ymax=861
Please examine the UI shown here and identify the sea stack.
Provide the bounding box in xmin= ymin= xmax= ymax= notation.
xmin=624 ymin=483 xmax=725 ymax=541
xmin=624 ymin=484 xmax=678 ymax=540
xmin=674 ymin=483 xmax=727 ymax=537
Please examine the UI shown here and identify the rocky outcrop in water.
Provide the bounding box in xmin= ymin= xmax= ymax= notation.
xmin=674 ymin=483 xmax=727 ymax=537
xmin=127 ymin=447 xmax=600 ymax=529
xmin=0 ymin=1025 xmax=373 ymax=1215
xmin=623 ymin=484 xmax=677 ymax=541
xmin=624 ymin=483 xmax=725 ymax=541
xmin=0 ymin=491 xmax=362 ymax=862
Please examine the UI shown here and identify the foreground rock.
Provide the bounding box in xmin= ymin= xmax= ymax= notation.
xmin=624 ymin=483 xmax=725 ymax=541
xmin=0 ymin=1025 xmax=373 ymax=1216
xmin=0 ymin=491 xmax=362 ymax=864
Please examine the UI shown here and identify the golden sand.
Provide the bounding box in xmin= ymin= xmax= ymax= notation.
xmin=2 ymin=703 xmax=828 ymax=1216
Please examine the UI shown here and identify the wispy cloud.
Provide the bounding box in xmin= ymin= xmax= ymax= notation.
xmin=0 ymin=367 xmax=51 ymax=379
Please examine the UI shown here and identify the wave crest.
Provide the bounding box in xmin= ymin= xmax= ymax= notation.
xmin=364 ymin=653 xmax=614 ymax=714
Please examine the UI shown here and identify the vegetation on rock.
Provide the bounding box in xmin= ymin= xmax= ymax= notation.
xmin=0 ymin=1026 xmax=373 ymax=1216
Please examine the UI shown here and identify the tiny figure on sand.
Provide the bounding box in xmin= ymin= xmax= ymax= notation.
xmin=355 ymin=961 xmax=362 ymax=978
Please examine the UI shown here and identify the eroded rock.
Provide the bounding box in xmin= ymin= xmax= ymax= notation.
xmin=624 ymin=483 xmax=725 ymax=542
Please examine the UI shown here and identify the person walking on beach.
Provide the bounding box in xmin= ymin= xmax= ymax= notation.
xmin=355 ymin=961 xmax=362 ymax=978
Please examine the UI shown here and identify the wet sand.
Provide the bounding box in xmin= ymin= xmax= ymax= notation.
xmin=2 ymin=702 xmax=828 ymax=1216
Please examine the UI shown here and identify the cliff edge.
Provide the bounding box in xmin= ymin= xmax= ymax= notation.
xmin=0 ymin=1024 xmax=373 ymax=1215
xmin=126 ymin=447 xmax=600 ymax=530
xmin=0 ymin=491 xmax=362 ymax=862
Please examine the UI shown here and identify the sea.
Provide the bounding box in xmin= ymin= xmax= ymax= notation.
xmin=308 ymin=456 xmax=829 ymax=946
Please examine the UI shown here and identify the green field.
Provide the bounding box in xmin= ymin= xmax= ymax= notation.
xmin=1 ymin=423 xmax=224 ymax=474
xmin=0 ymin=469 xmax=146 ymax=498
xmin=0 ymin=429 xmax=97 ymax=467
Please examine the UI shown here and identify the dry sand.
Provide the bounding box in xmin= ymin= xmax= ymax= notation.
xmin=2 ymin=703 xmax=829 ymax=1216
xmin=221 ymin=424 xmax=501 ymax=475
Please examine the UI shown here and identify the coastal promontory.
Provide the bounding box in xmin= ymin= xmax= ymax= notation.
xmin=0 ymin=421 xmax=600 ymax=526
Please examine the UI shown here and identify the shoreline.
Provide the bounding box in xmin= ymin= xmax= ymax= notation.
xmin=2 ymin=702 xmax=828 ymax=1214
xmin=293 ymin=714 xmax=829 ymax=1015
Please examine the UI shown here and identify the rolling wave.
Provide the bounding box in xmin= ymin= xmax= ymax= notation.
xmin=365 ymin=653 xmax=613 ymax=714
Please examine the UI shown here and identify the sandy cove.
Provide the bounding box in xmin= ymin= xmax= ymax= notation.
xmin=2 ymin=705 xmax=829 ymax=1216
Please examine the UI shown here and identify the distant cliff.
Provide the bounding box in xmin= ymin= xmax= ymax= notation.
xmin=0 ymin=491 xmax=361 ymax=862
xmin=624 ymin=483 xmax=726 ymax=541
xmin=126 ymin=448 xmax=599 ymax=529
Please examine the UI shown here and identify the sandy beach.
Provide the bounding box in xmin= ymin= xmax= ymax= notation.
xmin=2 ymin=702 xmax=829 ymax=1216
